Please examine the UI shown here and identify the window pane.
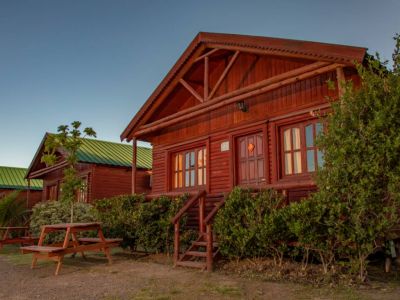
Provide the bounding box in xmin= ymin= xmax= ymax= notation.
xmin=285 ymin=153 xmax=292 ymax=175
xmin=178 ymin=154 xmax=182 ymax=171
xmin=198 ymin=169 xmax=203 ymax=185
xmin=174 ymin=173 xmax=178 ymax=188
xmin=292 ymin=128 xmax=301 ymax=150
xmin=284 ymin=129 xmax=291 ymax=151
xmin=306 ymin=125 xmax=314 ymax=148
xmin=185 ymin=153 xmax=190 ymax=169
xmin=178 ymin=172 xmax=182 ymax=188
xmin=190 ymin=152 xmax=195 ymax=167
xmin=204 ymin=168 xmax=207 ymax=185
xmin=203 ymin=148 xmax=207 ymax=166
xmin=190 ymin=170 xmax=195 ymax=186
xmin=307 ymin=150 xmax=315 ymax=172
xmin=185 ymin=171 xmax=190 ymax=187
xmin=198 ymin=149 xmax=203 ymax=167
xmin=175 ymin=155 xmax=178 ymax=171
xmin=294 ymin=151 xmax=302 ymax=174
xmin=317 ymin=150 xmax=324 ymax=168
xmin=316 ymin=122 xmax=323 ymax=136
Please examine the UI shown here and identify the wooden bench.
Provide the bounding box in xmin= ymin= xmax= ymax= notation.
xmin=0 ymin=227 xmax=38 ymax=250
xmin=20 ymin=223 xmax=120 ymax=275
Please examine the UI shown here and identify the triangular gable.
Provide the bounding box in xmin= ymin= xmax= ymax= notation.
xmin=121 ymin=32 xmax=367 ymax=141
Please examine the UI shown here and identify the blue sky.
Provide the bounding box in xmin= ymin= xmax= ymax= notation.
xmin=0 ymin=0 xmax=399 ymax=167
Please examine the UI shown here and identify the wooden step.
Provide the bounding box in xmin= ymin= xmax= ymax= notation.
xmin=185 ymin=251 xmax=207 ymax=257
xmin=176 ymin=260 xmax=205 ymax=269
xmin=192 ymin=241 xmax=219 ymax=247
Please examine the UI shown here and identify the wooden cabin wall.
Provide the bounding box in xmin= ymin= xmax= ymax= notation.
xmin=91 ymin=165 xmax=137 ymax=200
xmin=0 ymin=188 xmax=42 ymax=209
xmin=148 ymin=67 xmax=360 ymax=196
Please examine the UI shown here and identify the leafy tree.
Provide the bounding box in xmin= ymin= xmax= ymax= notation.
xmin=312 ymin=34 xmax=400 ymax=281
xmin=41 ymin=121 xmax=96 ymax=222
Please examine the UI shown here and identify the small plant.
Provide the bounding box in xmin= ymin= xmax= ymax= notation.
xmin=41 ymin=121 xmax=96 ymax=222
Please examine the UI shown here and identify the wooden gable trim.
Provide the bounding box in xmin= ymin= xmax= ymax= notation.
xmin=134 ymin=62 xmax=342 ymax=137
xmin=120 ymin=32 xmax=367 ymax=141
xmin=28 ymin=161 xmax=69 ymax=179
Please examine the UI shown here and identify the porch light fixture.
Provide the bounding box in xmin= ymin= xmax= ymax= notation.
xmin=237 ymin=100 xmax=248 ymax=112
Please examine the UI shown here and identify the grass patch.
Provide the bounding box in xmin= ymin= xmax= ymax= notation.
xmin=201 ymin=282 xmax=242 ymax=297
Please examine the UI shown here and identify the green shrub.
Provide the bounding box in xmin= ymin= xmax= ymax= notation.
xmin=214 ymin=187 xmax=291 ymax=263
xmin=94 ymin=194 xmax=145 ymax=250
xmin=0 ymin=191 xmax=29 ymax=227
xmin=30 ymin=201 xmax=97 ymax=243
xmin=94 ymin=194 xmax=188 ymax=253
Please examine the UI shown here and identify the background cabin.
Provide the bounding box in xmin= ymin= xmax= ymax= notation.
xmin=26 ymin=135 xmax=152 ymax=203
xmin=121 ymin=32 xmax=367 ymax=269
xmin=0 ymin=166 xmax=42 ymax=209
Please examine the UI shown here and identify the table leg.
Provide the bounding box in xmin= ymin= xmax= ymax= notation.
xmin=31 ymin=253 xmax=38 ymax=269
xmin=55 ymin=255 xmax=64 ymax=276
xmin=104 ymin=247 xmax=112 ymax=264
xmin=72 ymin=232 xmax=86 ymax=259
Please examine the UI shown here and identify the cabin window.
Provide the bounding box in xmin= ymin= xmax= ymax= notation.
xmin=172 ymin=147 xmax=207 ymax=189
xmin=77 ymin=176 xmax=88 ymax=203
xmin=281 ymin=121 xmax=324 ymax=176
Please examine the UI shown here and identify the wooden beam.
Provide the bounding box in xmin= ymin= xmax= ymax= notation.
xmin=139 ymin=61 xmax=331 ymax=131
xmin=209 ymin=51 xmax=240 ymax=99
xmin=336 ymin=67 xmax=345 ymax=97
xmin=132 ymin=138 xmax=137 ymax=194
xmin=194 ymin=48 xmax=220 ymax=62
xmin=179 ymin=79 xmax=203 ymax=103
xmin=204 ymin=56 xmax=209 ymax=101
xmin=135 ymin=62 xmax=342 ymax=137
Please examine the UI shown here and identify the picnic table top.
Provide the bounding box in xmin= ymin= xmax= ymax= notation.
xmin=42 ymin=222 xmax=101 ymax=230
xmin=0 ymin=226 xmax=28 ymax=230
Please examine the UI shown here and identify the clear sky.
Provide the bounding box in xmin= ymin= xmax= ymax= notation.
xmin=0 ymin=0 xmax=399 ymax=168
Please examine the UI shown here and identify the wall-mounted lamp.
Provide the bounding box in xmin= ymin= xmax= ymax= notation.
xmin=236 ymin=100 xmax=248 ymax=112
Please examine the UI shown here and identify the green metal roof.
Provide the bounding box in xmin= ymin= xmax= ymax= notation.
xmin=0 ymin=166 xmax=43 ymax=190
xmin=77 ymin=138 xmax=152 ymax=169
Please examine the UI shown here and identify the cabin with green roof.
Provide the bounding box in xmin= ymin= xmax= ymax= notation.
xmin=0 ymin=166 xmax=43 ymax=208
xmin=26 ymin=134 xmax=152 ymax=203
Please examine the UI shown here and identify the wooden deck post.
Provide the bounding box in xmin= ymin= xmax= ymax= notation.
xmin=206 ymin=224 xmax=213 ymax=272
xmin=173 ymin=222 xmax=180 ymax=266
xmin=27 ymin=179 xmax=30 ymax=209
xmin=199 ymin=196 xmax=205 ymax=234
xmin=336 ymin=67 xmax=345 ymax=98
xmin=132 ymin=138 xmax=137 ymax=194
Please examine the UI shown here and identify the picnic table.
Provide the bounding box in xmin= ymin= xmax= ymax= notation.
xmin=0 ymin=227 xmax=38 ymax=249
xmin=20 ymin=222 xmax=121 ymax=275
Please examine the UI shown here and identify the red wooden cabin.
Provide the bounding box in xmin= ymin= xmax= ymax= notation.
xmin=26 ymin=134 xmax=152 ymax=203
xmin=121 ymin=32 xmax=367 ymax=270
xmin=0 ymin=166 xmax=42 ymax=209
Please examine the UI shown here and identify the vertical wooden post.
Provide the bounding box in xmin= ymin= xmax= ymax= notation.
xmin=27 ymin=179 xmax=31 ymax=209
xmin=206 ymin=224 xmax=213 ymax=272
xmin=173 ymin=222 xmax=180 ymax=266
xmin=204 ymin=56 xmax=209 ymax=101
xmin=132 ymin=138 xmax=137 ymax=194
xmin=199 ymin=196 xmax=205 ymax=234
xmin=336 ymin=67 xmax=345 ymax=98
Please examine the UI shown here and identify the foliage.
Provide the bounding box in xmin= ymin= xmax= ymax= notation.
xmin=0 ymin=191 xmax=29 ymax=227
xmin=94 ymin=194 xmax=188 ymax=253
xmin=93 ymin=194 xmax=145 ymax=249
xmin=214 ymin=187 xmax=291 ymax=264
xmin=41 ymin=121 xmax=96 ymax=222
xmin=308 ymin=34 xmax=400 ymax=281
xmin=30 ymin=201 xmax=97 ymax=243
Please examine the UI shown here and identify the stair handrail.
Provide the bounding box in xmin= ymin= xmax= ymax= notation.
xmin=171 ymin=189 xmax=206 ymax=224
xmin=204 ymin=198 xmax=225 ymax=225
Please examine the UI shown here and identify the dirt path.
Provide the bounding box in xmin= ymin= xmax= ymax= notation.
xmin=0 ymin=251 xmax=399 ymax=300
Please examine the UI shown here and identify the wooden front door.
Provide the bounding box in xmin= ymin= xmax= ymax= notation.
xmin=236 ymin=132 xmax=265 ymax=185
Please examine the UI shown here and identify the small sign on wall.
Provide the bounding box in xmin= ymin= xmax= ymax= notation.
xmin=220 ymin=141 xmax=230 ymax=152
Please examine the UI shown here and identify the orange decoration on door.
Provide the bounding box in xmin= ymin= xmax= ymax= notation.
xmin=247 ymin=143 xmax=255 ymax=153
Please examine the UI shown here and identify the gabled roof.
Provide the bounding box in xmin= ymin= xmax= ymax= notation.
xmin=27 ymin=134 xmax=152 ymax=178
xmin=121 ymin=32 xmax=367 ymax=141
xmin=0 ymin=166 xmax=42 ymax=190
